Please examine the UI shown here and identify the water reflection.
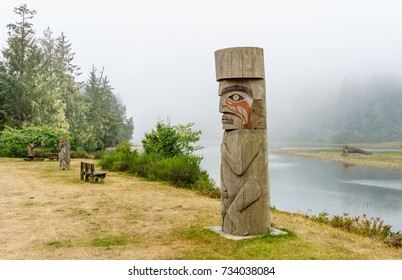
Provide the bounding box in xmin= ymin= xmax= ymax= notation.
xmin=340 ymin=179 xmax=402 ymax=191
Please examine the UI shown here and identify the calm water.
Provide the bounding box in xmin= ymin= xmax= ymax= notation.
xmin=199 ymin=145 xmax=402 ymax=232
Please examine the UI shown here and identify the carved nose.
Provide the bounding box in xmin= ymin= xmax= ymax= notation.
xmin=219 ymin=105 xmax=229 ymax=113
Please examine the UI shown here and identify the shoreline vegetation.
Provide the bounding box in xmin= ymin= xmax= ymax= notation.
xmin=0 ymin=157 xmax=401 ymax=259
xmin=272 ymin=148 xmax=402 ymax=170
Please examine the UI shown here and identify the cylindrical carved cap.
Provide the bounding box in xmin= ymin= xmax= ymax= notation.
xmin=215 ymin=47 xmax=265 ymax=81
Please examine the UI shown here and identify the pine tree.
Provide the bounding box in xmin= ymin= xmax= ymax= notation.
xmin=53 ymin=31 xmax=82 ymax=130
xmin=1 ymin=4 xmax=42 ymax=127
xmin=79 ymin=66 xmax=133 ymax=151
xmin=36 ymin=27 xmax=68 ymax=128
xmin=1 ymin=4 xmax=67 ymax=128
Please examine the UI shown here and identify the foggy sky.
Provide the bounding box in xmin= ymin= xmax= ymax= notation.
xmin=1 ymin=0 xmax=402 ymax=144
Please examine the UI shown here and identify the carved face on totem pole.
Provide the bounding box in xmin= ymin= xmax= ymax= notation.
xmin=215 ymin=47 xmax=270 ymax=236
xmin=218 ymin=80 xmax=266 ymax=131
xmin=219 ymin=84 xmax=253 ymax=130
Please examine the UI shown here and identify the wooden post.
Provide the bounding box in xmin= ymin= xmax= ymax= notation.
xmin=215 ymin=47 xmax=270 ymax=236
xmin=80 ymin=162 xmax=84 ymax=180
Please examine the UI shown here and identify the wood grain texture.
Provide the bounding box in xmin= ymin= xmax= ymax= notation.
xmin=216 ymin=47 xmax=270 ymax=236
xmin=215 ymin=47 xmax=265 ymax=81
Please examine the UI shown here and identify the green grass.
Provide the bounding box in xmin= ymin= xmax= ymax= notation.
xmin=71 ymin=208 xmax=91 ymax=216
xmin=46 ymin=235 xmax=140 ymax=249
xmin=89 ymin=235 xmax=140 ymax=247
xmin=46 ymin=240 xmax=72 ymax=248
xmin=173 ymin=226 xmax=339 ymax=260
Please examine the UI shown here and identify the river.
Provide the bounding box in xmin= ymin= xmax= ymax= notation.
xmin=199 ymin=144 xmax=402 ymax=232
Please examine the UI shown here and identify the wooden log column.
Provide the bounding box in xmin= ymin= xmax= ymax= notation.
xmin=215 ymin=47 xmax=270 ymax=236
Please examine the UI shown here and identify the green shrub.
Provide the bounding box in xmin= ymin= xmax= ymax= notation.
xmin=133 ymin=153 xmax=157 ymax=178
xmin=195 ymin=171 xmax=220 ymax=198
xmin=93 ymin=150 xmax=105 ymax=159
xmin=115 ymin=141 xmax=132 ymax=155
xmin=70 ymin=148 xmax=89 ymax=159
xmin=99 ymin=121 xmax=219 ymax=198
xmin=99 ymin=150 xmax=220 ymax=198
xmin=34 ymin=147 xmax=54 ymax=158
xmin=166 ymin=156 xmax=200 ymax=186
xmin=0 ymin=141 xmax=27 ymax=157
xmin=100 ymin=152 xmax=122 ymax=171
xmin=142 ymin=120 xmax=202 ymax=158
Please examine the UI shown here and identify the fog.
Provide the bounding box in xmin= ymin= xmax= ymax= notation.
xmin=1 ymin=0 xmax=402 ymax=145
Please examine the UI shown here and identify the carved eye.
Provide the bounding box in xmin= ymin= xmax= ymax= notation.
xmin=228 ymin=94 xmax=244 ymax=102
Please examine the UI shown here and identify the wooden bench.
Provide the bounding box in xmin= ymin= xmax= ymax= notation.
xmin=80 ymin=162 xmax=107 ymax=183
xmin=48 ymin=153 xmax=59 ymax=161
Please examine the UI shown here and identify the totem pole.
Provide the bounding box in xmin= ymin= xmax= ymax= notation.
xmin=215 ymin=47 xmax=270 ymax=236
xmin=59 ymin=136 xmax=70 ymax=170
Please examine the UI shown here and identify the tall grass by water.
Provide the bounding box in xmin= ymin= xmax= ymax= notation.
xmin=308 ymin=211 xmax=402 ymax=247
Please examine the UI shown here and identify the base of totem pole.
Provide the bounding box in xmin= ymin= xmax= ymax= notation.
xmin=207 ymin=226 xmax=287 ymax=241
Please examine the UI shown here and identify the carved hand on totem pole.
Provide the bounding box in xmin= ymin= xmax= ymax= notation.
xmin=215 ymin=47 xmax=270 ymax=236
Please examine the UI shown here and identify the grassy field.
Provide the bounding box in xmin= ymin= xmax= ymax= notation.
xmin=0 ymin=157 xmax=401 ymax=260
xmin=273 ymin=149 xmax=402 ymax=170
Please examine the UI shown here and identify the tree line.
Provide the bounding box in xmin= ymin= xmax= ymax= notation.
xmin=328 ymin=75 xmax=402 ymax=143
xmin=271 ymin=74 xmax=402 ymax=145
xmin=0 ymin=4 xmax=133 ymax=153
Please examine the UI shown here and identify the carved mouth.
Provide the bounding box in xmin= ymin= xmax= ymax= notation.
xmin=222 ymin=116 xmax=233 ymax=124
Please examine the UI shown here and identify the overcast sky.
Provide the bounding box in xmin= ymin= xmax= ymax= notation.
xmin=1 ymin=0 xmax=402 ymax=144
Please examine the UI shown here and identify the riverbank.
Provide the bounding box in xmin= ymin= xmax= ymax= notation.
xmin=272 ymin=149 xmax=402 ymax=170
xmin=0 ymin=157 xmax=401 ymax=259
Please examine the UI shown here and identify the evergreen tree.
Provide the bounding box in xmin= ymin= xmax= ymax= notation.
xmin=1 ymin=4 xmax=42 ymax=127
xmin=79 ymin=66 xmax=133 ymax=151
xmin=1 ymin=4 xmax=66 ymax=128
xmin=0 ymin=62 xmax=7 ymax=129
xmin=54 ymin=31 xmax=82 ymax=123
xmin=1 ymin=4 xmax=133 ymax=152
xmin=36 ymin=27 xmax=68 ymax=128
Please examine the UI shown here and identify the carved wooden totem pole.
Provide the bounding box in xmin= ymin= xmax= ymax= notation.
xmin=59 ymin=137 xmax=70 ymax=170
xmin=215 ymin=47 xmax=270 ymax=236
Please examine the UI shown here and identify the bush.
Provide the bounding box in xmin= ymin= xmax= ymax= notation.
xmin=70 ymin=148 xmax=89 ymax=159
xmin=195 ymin=171 xmax=221 ymax=198
xmin=115 ymin=141 xmax=132 ymax=155
xmin=99 ymin=121 xmax=219 ymax=198
xmin=33 ymin=147 xmax=54 ymax=158
xmin=0 ymin=141 xmax=26 ymax=157
xmin=99 ymin=151 xmax=220 ymax=198
xmin=142 ymin=120 xmax=202 ymax=158
xmin=168 ymin=156 xmax=201 ymax=186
